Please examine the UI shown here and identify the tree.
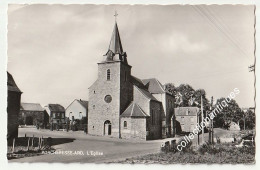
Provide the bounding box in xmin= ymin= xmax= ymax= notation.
xmin=213 ymin=98 xmax=243 ymax=129
xmin=175 ymin=84 xmax=196 ymax=107
xmin=164 ymin=83 xmax=176 ymax=95
xmin=193 ymin=89 xmax=210 ymax=110
xmin=244 ymin=109 xmax=255 ymax=130
xmin=164 ymin=83 xmax=210 ymax=109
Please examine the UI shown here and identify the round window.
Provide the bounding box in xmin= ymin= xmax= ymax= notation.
xmin=104 ymin=95 xmax=112 ymax=103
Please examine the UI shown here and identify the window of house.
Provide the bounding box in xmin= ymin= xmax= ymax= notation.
xmin=124 ymin=121 xmax=127 ymax=128
xmin=57 ymin=113 xmax=60 ymax=117
xmin=107 ymin=69 xmax=111 ymax=80
xmin=186 ymin=109 xmax=190 ymax=115
xmin=53 ymin=113 xmax=56 ymax=118
xmin=79 ymin=112 xmax=82 ymax=117
xmin=61 ymin=113 xmax=64 ymax=118
xmin=94 ymin=90 xmax=96 ymax=94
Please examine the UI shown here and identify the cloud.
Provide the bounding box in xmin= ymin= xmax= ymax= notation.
xmin=7 ymin=4 xmax=255 ymax=108
xmin=163 ymin=32 xmax=209 ymax=54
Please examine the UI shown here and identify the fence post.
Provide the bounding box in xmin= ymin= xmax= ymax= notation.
xmin=32 ymin=135 xmax=34 ymax=148
xmin=41 ymin=136 xmax=43 ymax=148
xmin=38 ymin=137 xmax=41 ymax=149
xmin=27 ymin=137 xmax=30 ymax=151
xmin=12 ymin=138 xmax=15 ymax=153
xmin=42 ymin=137 xmax=44 ymax=148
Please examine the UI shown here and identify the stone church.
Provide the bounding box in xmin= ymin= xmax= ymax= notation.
xmin=88 ymin=21 xmax=175 ymax=140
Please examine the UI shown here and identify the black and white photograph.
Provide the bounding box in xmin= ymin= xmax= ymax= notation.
xmin=3 ymin=2 xmax=257 ymax=165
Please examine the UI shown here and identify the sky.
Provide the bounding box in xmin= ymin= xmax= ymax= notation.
xmin=7 ymin=4 xmax=255 ymax=108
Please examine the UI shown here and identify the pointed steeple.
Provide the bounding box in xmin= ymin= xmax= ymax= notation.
xmin=104 ymin=12 xmax=128 ymax=64
xmin=108 ymin=22 xmax=124 ymax=55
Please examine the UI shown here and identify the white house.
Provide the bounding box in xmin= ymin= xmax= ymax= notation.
xmin=65 ymin=99 xmax=88 ymax=120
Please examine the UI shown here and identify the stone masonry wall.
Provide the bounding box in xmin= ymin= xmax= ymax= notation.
xmin=146 ymin=100 xmax=162 ymax=140
xmin=120 ymin=117 xmax=146 ymax=140
xmin=119 ymin=63 xmax=133 ymax=116
xmin=165 ymin=93 xmax=175 ymax=137
xmin=88 ymin=61 xmax=132 ymax=138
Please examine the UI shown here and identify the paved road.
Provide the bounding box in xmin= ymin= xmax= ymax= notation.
xmin=9 ymin=128 xmax=166 ymax=163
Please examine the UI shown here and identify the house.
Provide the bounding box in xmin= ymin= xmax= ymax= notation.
xmin=7 ymin=72 xmax=22 ymax=141
xmin=44 ymin=104 xmax=66 ymax=125
xmin=19 ymin=103 xmax=45 ymax=126
xmin=175 ymin=107 xmax=200 ymax=133
xmin=65 ymin=99 xmax=88 ymax=120
xmin=87 ymin=19 xmax=175 ymax=140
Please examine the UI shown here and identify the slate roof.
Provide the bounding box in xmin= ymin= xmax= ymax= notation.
xmin=121 ymin=102 xmax=149 ymax=118
xmin=136 ymin=86 xmax=158 ymax=101
xmin=7 ymin=72 xmax=22 ymax=93
xmin=107 ymin=22 xmax=124 ymax=55
xmin=130 ymin=76 xmax=158 ymax=101
xmin=142 ymin=78 xmax=165 ymax=94
xmin=20 ymin=103 xmax=44 ymax=111
xmin=175 ymin=107 xmax=200 ymax=116
xmin=47 ymin=104 xmax=65 ymax=112
xmin=77 ymin=99 xmax=88 ymax=109
xmin=130 ymin=75 xmax=148 ymax=90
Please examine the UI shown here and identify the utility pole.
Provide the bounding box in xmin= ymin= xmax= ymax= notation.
xmin=209 ymin=96 xmax=214 ymax=144
xmin=248 ymin=64 xmax=255 ymax=132
xmin=201 ymin=95 xmax=204 ymax=144
xmin=197 ymin=110 xmax=200 ymax=146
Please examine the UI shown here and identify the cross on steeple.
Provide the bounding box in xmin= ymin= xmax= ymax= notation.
xmin=103 ymin=11 xmax=128 ymax=64
xmin=114 ymin=10 xmax=118 ymax=22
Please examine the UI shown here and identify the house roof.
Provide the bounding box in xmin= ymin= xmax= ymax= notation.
xmin=47 ymin=104 xmax=65 ymax=112
xmin=121 ymin=102 xmax=149 ymax=118
xmin=7 ymin=72 xmax=22 ymax=93
xmin=66 ymin=99 xmax=88 ymax=110
xmin=175 ymin=107 xmax=200 ymax=116
xmin=142 ymin=78 xmax=165 ymax=94
xmin=21 ymin=103 xmax=44 ymax=111
xmin=77 ymin=99 xmax=88 ymax=109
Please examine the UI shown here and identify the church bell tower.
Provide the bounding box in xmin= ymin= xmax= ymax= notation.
xmin=88 ymin=13 xmax=133 ymax=138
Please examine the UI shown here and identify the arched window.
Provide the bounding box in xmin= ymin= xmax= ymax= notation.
xmin=107 ymin=69 xmax=111 ymax=80
xmin=124 ymin=121 xmax=127 ymax=128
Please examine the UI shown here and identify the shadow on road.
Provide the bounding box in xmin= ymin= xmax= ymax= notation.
xmin=8 ymin=137 xmax=76 ymax=147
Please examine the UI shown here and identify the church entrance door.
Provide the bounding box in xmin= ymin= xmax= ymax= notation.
xmin=104 ymin=120 xmax=111 ymax=135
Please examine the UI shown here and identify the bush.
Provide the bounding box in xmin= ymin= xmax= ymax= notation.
xmin=238 ymin=146 xmax=255 ymax=155
xmin=177 ymin=138 xmax=193 ymax=153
